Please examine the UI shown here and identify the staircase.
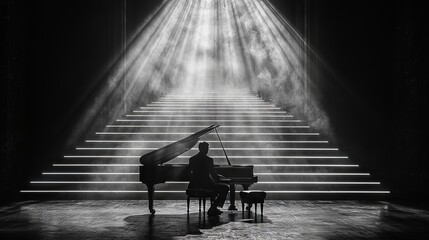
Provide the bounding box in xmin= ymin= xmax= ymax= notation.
xmin=21 ymin=88 xmax=390 ymax=200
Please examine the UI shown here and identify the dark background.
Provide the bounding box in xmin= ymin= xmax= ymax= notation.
xmin=3 ymin=0 xmax=428 ymax=202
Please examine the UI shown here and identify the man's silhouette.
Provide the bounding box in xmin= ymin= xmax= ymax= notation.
xmin=188 ymin=142 xmax=229 ymax=216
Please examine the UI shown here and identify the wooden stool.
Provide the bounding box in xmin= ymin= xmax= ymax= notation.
xmin=186 ymin=189 xmax=215 ymax=216
xmin=240 ymin=190 xmax=267 ymax=222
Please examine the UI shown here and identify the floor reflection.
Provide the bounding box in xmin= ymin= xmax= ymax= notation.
xmin=121 ymin=211 xmax=271 ymax=239
xmin=375 ymin=203 xmax=429 ymax=239
xmin=2 ymin=200 xmax=429 ymax=239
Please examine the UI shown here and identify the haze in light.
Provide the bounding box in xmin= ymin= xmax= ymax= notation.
xmin=59 ymin=0 xmax=346 ymax=190
xmin=68 ymin=0 xmax=329 ymax=147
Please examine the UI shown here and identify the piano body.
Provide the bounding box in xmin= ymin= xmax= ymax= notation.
xmin=139 ymin=125 xmax=258 ymax=214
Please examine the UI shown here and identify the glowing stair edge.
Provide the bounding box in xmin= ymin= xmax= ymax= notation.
xmin=21 ymin=89 xmax=390 ymax=199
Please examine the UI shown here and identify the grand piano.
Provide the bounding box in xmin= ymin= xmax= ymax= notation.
xmin=139 ymin=125 xmax=258 ymax=214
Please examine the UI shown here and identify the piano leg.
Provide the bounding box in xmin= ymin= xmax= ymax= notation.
xmin=242 ymin=184 xmax=252 ymax=211
xmin=147 ymin=184 xmax=156 ymax=214
xmin=228 ymin=184 xmax=238 ymax=211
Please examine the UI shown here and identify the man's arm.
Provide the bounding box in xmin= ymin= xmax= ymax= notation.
xmin=208 ymin=157 xmax=220 ymax=182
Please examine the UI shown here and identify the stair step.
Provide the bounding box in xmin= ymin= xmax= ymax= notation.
xmin=47 ymin=165 xmax=363 ymax=173
xmin=89 ymin=135 xmax=324 ymax=141
xmin=114 ymin=120 xmax=306 ymax=126
xmin=81 ymin=141 xmax=333 ymax=148
xmin=32 ymin=174 xmax=374 ymax=182
xmin=19 ymin=191 xmax=390 ymax=200
xmin=67 ymin=150 xmax=345 ymax=157
xmin=21 ymin=89 xmax=389 ymax=200
xmin=102 ymin=126 xmax=312 ymax=133
xmin=25 ymin=182 xmax=385 ymax=191
xmin=58 ymin=156 xmax=353 ymax=164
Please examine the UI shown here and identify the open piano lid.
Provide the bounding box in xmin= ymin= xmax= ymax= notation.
xmin=140 ymin=125 xmax=220 ymax=166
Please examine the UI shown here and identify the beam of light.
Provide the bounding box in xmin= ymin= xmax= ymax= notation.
xmin=75 ymin=147 xmax=338 ymax=151
xmin=63 ymin=155 xmax=348 ymax=159
xmin=63 ymin=0 xmax=183 ymax=146
xmin=35 ymin=0 xmax=388 ymax=197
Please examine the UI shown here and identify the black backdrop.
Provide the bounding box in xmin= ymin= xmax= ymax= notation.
xmin=3 ymin=0 xmax=428 ymax=202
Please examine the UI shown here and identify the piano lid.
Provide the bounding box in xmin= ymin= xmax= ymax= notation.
xmin=140 ymin=125 xmax=220 ymax=166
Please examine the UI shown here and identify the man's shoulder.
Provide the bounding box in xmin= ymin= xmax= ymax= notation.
xmin=189 ymin=154 xmax=201 ymax=163
xmin=203 ymin=156 xmax=214 ymax=164
xmin=189 ymin=154 xmax=213 ymax=161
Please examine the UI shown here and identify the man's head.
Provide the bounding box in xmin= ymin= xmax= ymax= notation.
xmin=198 ymin=142 xmax=209 ymax=155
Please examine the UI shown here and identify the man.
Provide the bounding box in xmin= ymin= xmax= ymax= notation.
xmin=188 ymin=142 xmax=229 ymax=216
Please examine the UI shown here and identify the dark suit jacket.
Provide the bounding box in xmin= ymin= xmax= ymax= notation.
xmin=188 ymin=153 xmax=219 ymax=189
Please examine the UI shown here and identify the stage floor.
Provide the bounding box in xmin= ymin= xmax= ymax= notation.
xmin=1 ymin=200 xmax=428 ymax=239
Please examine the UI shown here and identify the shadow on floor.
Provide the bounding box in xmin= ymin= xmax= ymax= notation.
xmin=119 ymin=211 xmax=271 ymax=239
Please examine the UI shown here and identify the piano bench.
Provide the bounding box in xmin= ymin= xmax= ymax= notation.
xmin=186 ymin=189 xmax=215 ymax=215
xmin=239 ymin=190 xmax=267 ymax=222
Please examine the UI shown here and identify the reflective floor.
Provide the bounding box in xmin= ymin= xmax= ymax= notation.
xmin=1 ymin=200 xmax=429 ymax=239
